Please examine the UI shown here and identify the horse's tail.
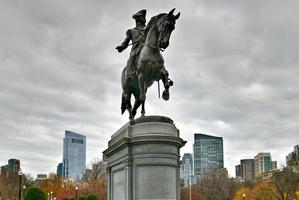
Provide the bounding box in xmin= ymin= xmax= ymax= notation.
xmin=121 ymin=92 xmax=126 ymax=115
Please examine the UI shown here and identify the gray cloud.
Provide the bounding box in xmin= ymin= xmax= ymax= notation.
xmin=0 ymin=0 xmax=298 ymax=177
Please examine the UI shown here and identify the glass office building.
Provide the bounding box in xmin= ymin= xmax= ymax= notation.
xmin=63 ymin=131 xmax=86 ymax=180
xmin=254 ymin=152 xmax=272 ymax=177
xmin=180 ymin=153 xmax=194 ymax=186
xmin=193 ymin=133 xmax=223 ymax=181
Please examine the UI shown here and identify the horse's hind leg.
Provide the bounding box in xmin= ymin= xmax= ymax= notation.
xmin=125 ymin=93 xmax=133 ymax=120
xmin=161 ymin=69 xmax=170 ymax=101
xmin=140 ymin=88 xmax=147 ymax=117
xmin=141 ymin=101 xmax=145 ymax=117
xmin=132 ymin=98 xmax=141 ymax=119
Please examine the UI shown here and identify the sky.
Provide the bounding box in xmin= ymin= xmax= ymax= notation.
xmin=0 ymin=0 xmax=298 ymax=178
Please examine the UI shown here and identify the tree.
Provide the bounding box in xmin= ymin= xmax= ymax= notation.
xmin=181 ymin=185 xmax=206 ymax=200
xmin=40 ymin=174 xmax=64 ymax=198
xmin=83 ymin=159 xmax=107 ymax=181
xmin=0 ymin=171 xmax=26 ymax=200
xmin=86 ymin=194 xmax=98 ymax=200
xmin=271 ymin=168 xmax=299 ymax=200
xmin=251 ymin=183 xmax=277 ymax=200
xmin=24 ymin=187 xmax=47 ymax=200
xmin=233 ymin=187 xmax=251 ymax=200
xmin=198 ymin=168 xmax=237 ymax=200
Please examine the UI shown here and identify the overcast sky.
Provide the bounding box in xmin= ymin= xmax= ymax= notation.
xmin=0 ymin=0 xmax=298 ymax=177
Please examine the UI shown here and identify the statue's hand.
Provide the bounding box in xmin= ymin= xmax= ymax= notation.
xmin=116 ymin=46 xmax=123 ymax=53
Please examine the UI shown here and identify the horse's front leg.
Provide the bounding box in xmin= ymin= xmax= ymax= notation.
xmin=138 ymin=73 xmax=146 ymax=116
xmin=161 ymin=68 xmax=170 ymax=101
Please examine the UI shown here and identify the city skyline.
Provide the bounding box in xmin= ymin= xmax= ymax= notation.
xmin=1 ymin=0 xmax=299 ymax=177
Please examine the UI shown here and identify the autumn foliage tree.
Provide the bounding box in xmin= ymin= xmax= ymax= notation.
xmin=40 ymin=173 xmax=64 ymax=198
xmin=233 ymin=186 xmax=251 ymax=200
xmin=250 ymin=183 xmax=277 ymax=200
xmin=181 ymin=185 xmax=206 ymax=200
xmin=271 ymin=168 xmax=299 ymax=200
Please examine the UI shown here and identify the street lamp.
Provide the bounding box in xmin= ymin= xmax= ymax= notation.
xmin=50 ymin=191 xmax=53 ymax=200
xmin=243 ymin=193 xmax=246 ymax=200
xmin=23 ymin=185 xmax=26 ymax=198
xmin=18 ymin=170 xmax=23 ymax=200
xmin=75 ymin=186 xmax=79 ymax=199
xmin=47 ymin=193 xmax=50 ymax=200
xmin=189 ymin=169 xmax=191 ymax=200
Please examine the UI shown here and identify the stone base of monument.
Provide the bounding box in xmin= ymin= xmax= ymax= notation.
xmin=103 ymin=116 xmax=186 ymax=200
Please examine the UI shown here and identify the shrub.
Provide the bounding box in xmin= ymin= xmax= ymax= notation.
xmin=79 ymin=196 xmax=86 ymax=200
xmin=24 ymin=187 xmax=47 ymax=200
xmin=87 ymin=194 xmax=98 ymax=200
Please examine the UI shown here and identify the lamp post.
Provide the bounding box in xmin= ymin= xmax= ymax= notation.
xmin=47 ymin=193 xmax=50 ymax=200
xmin=189 ymin=169 xmax=191 ymax=200
xmin=63 ymin=180 xmax=67 ymax=198
xmin=75 ymin=186 xmax=79 ymax=199
xmin=243 ymin=193 xmax=246 ymax=200
xmin=18 ymin=170 xmax=23 ymax=200
xmin=23 ymin=185 xmax=26 ymax=198
xmin=50 ymin=191 xmax=53 ymax=200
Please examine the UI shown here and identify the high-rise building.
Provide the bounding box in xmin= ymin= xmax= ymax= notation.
xmin=286 ymin=145 xmax=299 ymax=173
xmin=180 ymin=153 xmax=193 ymax=186
xmin=8 ymin=159 xmax=20 ymax=173
xmin=63 ymin=131 xmax=86 ymax=180
xmin=271 ymin=161 xmax=277 ymax=170
xmin=193 ymin=133 xmax=223 ymax=181
xmin=254 ymin=153 xmax=273 ymax=177
xmin=57 ymin=163 xmax=64 ymax=177
xmin=235 ymin=164 xmax=241 ymax=178
xmin=241 ymin=159 xmax=255 ymax=180
xmin=286 ymin=145 xmax=299 ymax=166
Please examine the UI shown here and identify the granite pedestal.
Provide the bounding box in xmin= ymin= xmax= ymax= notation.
xmin=103 ymin=116 xmax=186 ymax=200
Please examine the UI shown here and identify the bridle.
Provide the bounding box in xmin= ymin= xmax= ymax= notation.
xmin=144 ymin=16 xmax=171 ymax=52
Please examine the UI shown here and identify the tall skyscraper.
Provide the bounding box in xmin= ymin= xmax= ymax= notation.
xmin=236 ymin=159 xmax=255 ymax=180
xmin=235 ymin=164 xmax=241 ymax=178
xmin=254 ymin=153 xmax=272 ymax=177
xmin=57 ymin=163 xmax=64 ymax=177
xmin=193 ymin=133 xmax=223 ymax=181
xmin=286 ymin=145 xmax=299 ymax=166
xmin=63 ymin=131 xmax=86 ymax=180
xmin=180 ymin=153 xmax=193 ymax=186
xmin=1 ymin=158 xmax=21 ymax=175
xmin=8 ymin=159 xmax=20 ymax=173
xmin=286 ymin=145 xmax=299 ymax=173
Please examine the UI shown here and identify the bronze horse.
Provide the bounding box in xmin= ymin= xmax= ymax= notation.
xmin=121 ymin=9 xmax=180 ymax=122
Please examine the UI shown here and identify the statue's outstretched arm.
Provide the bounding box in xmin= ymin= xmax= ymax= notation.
xmin=116 ymin=30 xmax=132 ymax=53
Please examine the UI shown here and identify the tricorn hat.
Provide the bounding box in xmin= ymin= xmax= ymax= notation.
xmin=132 ymin=9 xmax=146 ymax=20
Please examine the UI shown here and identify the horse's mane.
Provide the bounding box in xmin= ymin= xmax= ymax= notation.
xmin=144 ymin=13 xmax=167 ymax=39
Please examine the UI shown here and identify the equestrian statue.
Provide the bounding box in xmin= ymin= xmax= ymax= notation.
xmin=116 ymin=8 xmax=180 ymax=122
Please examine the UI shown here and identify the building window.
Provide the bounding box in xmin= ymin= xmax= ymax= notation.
xmin=72 ymin=139 xmax=83 ymax=144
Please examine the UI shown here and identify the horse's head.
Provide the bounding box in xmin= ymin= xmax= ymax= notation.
xmin=157 ymin=8 xmax=180 ymax=49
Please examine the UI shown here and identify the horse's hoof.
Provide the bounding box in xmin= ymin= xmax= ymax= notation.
xmin=162 ymin=90 xmax=169 ymax=101
xmin=169 ymin=80 xmax=173 ymax=86
xmin=130 ymin=119 xmax=135 ymax=125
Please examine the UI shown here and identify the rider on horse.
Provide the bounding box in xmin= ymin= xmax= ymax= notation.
xmin=116 ymin=9 xmax=147 ymax=84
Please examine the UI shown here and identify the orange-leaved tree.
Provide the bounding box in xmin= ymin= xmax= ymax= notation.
xmin=251 ymin=182 xmax=277 ymax=200
xmin=233 ymin=186 xmax=251 ymax=200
